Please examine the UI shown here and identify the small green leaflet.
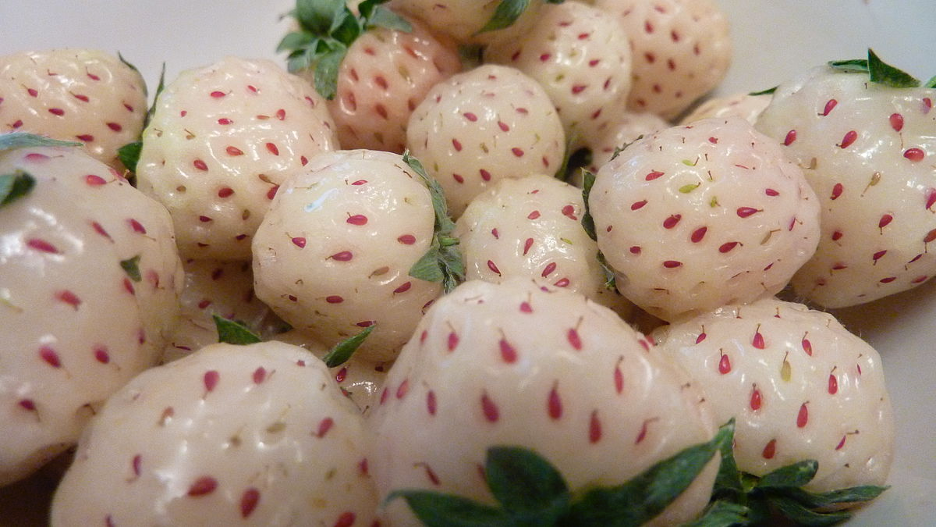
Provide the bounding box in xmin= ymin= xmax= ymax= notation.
xmin=117 ymin=141 xmax=142 ymax=174
xmin=322 ymin=324 xmax=376 ymax=368
xmin=580 ymin=169 xmax=597 ymax=241
xmin=748 ymin=86 xmax=777 ymax=96
xmin=830 ymin=48 xmax=923 ymax=88
xmin=0 ymin=132 xmax=81 ymax=153
xmin=0 ymin=171 xmax=35 ymax=209
xmin=213 ymin=315 xmax=262 ymax=345
xmin=596 ymin=251 xmax=616 ymax=292
xmin=120 ymin=255 xmax=142 ymax=282
xmin=477 ymin=0 xmax=565 ymax=35
xmin=279 ymin=0 xmax=411 ymax=99
xmin=404 ymin=151 xmax=465 ymax=293
xmin=387 ymin=421 xmax=732 ymax=527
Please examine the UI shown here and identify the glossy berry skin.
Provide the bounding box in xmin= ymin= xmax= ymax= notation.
xmin=0 ymin=145 xmax=182 ymax=486
xmin=756 ymin=65 xmax=936 ymax=308
xmin=51 ymin=342 xmax=379 ymax=526
xmin=680 ymin=92 xmax=771 ymax=125
xmin=589 ymin=117 xmax=820 ymax=322
xmin=653 ymin=297 xmax=894 ymax=494
xmin=583 ymin=111 xmax=669 ymax=176
xmin=0 ymin=49 xmax=148 ymax=169
xmin=368 ymin=279 xmax=717 ymax=526
xmin=136 ymin=57 xmax=338 ymax=261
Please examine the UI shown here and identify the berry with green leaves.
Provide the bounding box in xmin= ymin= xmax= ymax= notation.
xmin=388 ymin=0 xmax=559 ymax=45
xmin=252 ymin=149 xmax=460 ymax=363
xmin=367 ymin=278 xmax=719 ymax=525
xmin=135 ymin=56 xmax=338 ymax=261
xmin=591 ymin=0 xmax=732 ymax=120
xmin=51 ymin=341 xmax=380 ymax=526
xmin=406 ymin=64 xmax=566 ymax=218
xmin=755 ymin=50 xmax=936 ymax=308
xmin=0 ymin=49 xmax=148 ymax=170
xmin=652 ymin=296 xmax=893 ymax=522
xmin=454 ymin=173 xmax=632 ymax=316
xmin=484 ymin=1 xmax=633 ymax=151
xmin=587 ymin=117 xmax=821 ymax=322
xmin=0 ymin=134 xmax=183 ymax=486
xmin=280 ymin=0 xmax=462 ymax=153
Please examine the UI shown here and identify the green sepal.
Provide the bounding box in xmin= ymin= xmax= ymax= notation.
xmin=748 ymin=86 xmax=777 ymax=96
xmin=0 ymin=132 xmax=81 ymax=152
xmin=925 ymin=75 xmax=936 ymax=89
xmin=0 ymin=171 xmax=36 ymax=209
xmin=404 ymin=151 xmax=464 ymax=293
xmin=322 ymin=324 xmax=375 ymax=368
xmin=477 ymin=0 xmax=530 ymax=34
xmin=580 ymin=169 xmax=597 ymax=241
xmin=830 ymin=49 xmax=922 ymax=88
xmin=768 ymin=496 xmax=852 ymax=527
xmin=596 ymin=250 xmax=616 ymax=292
xmin=295 ymin=0 xmax=346 ymax=35
xmin=365 ymin=4 xmax=412 ymax=32
xmin=313 ymin=44 xmax=348 ymax=100
xmin=783 ymin=484 xmax=890 ymax=509
xmin=754 ymin=460 xmax=818 ymax=490
xmin=213 ymin=315 xmax=263 ymax=345
xmin=486 ymin=446 xmax=570 ymax=519
xmin=117 ymin=51 xmax=140 ymax=75
xmin=146 ymin=62 xmax=167 ymax=127
xmin=117 ymin=141 xmax=142 ymax=174
xmin=689 ymin=500 xmax=750 ymax=527
xmin=120 ymin=255 xmax=142 ymax=282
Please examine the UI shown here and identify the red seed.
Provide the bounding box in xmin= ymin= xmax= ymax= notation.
xmin=523 ymin=238 xmax=534 ymax=256
xmin=187 ymin=476 xmax=218 ymax=496
xmin=499 ymin=121 xmax=510 ymax=132
xmin=253 ymin=367 xmax=267 ymax=384
xmin=218 ymin=118 xmax=232 ymax=125
xmin=663 ymin=260 xmax=682 ymax=268
xmin=719 ymin=241 xmax=739 ymax=253
xmin=750 ymin=386 xmax=762 ymax=410
xmin=752 ymin=330 xmax=765 ymax=349
xmin=879 ymin=214 xmax=893 ymax=228
xmin=452 ymin=138 xmax=462 ymax=151
xmin=487 ymin=260 xmax=501 ymax=276
xmin=204 ymin=370 xmax=220 ymax=392
xmin=210 ymin=91 xmax=226 ymax=98
xmin=317 ymin=417 xmax=334 ymax=437
xmin=18 ymin=399 xmax=36 ymax=411
xmin=646 ymin=170 xmax=664 ymax=181
xmin=890 ymin=113 xmax=904 ymax=131
xmin=291 ymin=237 xmax=306 ymax=248
xmin=48 ymin=108 xmax=65 ymax=116
xmin=56 ymin=290 xmax=81 ymax=308
xmin=480 ymin=169 xmax=492 ymax=181
xmin=765 ymin=188 xmax=780 ymax=197
xmin=335 ymin=512 xmax=356 ymax=527
xmin=542 ymin=262 xmax=557 ymax=277
xmin=481 ymin=393 xmax=499 ymax=422
xmin=330 ymin=251 xmax=353 ymax=261
xmin=614 ymin=363 xmax=624 ymax=394
xmin=561 ymin=204 xmax=577 ymax=220
xmin=463 ymin=112 xmax=477 ymax=121
xmin=797 ymin=403 xmax=809 ymax=428
xmin=567 ymin=328 xmax=582 ymax=350
xmin=691 ymin=227 xmax=707 ymax=243
xmin=836 ymin=435 xmax=847 ymax=451
xmin=193 ymin=159 xmax=208 ymax=171
xmin=393 ymin=282 xmax=412 ymax=294
xmin=528 ymin=210 xmax=541 ymax=220
xmin=802 ymin=338 xmax=813 ymax=356
xmin=226 ymin=146 xmax=243 ymax=156
xmin=828 ymin=374 xmax=838 ymax=395
xmin=520 ymin=302 xmax=533 ymax=313
xmin=762 ymin=439 xmax=777 ymax=459
xmin=783 ymin=130 xmax=797 ymax=146
xmin=830 ymin=183 xmax=843 ymax=200
xmin=589 ymin=411 xmax=602 ymax=443
xmin=347 ymin=214 xmax=367 ymax=226
xmin=132 ymin=454 xmax=142 ymax=476
xmin=240 ymin=488 xmax=261 ymax=518
xmin=94 ymin=347 xmax=110 ymax=364
xmin=663 ymin=214 xmax=681 ymax=229
xmin=548 ymin=384 xmax=562 ymax=419
xmin=107 ymin=122 xmax=122 ymax=132
xmin=499 ymin=338 xmax=517 ymax=363
xmin=397 ymin=234 xmax=416 ymax=245
xmin=39 ymin=346 xmax=61 ymax=368
xmin=822 ymin=99 xmax=837 ymax=116
xmin=325 ymin=295 xmax=343 ymax=304
xmin=718 ymin=353 xmax=731 ymax=374
xmin=631 ymin=200 xmax=648 ymax=210
xmin=217 ymin=187 xmax=234 ymax=198
xmin=839 ymin=130 xmax=858 ymax=148
xmin=426 ymin=390 xmax=437 ymax=415
xmin=904 ymin=148 xmax=925 ymax=162
xmin=873 ymin=250 xmax=887 ymax=262
xmin=85 ymin=174 xmax=107 ymax=186
xmin=266 ymin=142 xmax=279 ymax=155
xmin=28 ymin=238 xmax=59 ymax=253
xmin=511 ymin=147 xmax=525 ymax=157
xmin=737 ymin=207 xmax=759 ymax=218
xmin=276 ymin=108 xmax=286 ymax=120
xmin=448 ymin=332 xmax=459 ymax=351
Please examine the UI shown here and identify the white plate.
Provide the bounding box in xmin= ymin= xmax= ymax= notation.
xmin=1 ymin=1 xmax=934 ymax=525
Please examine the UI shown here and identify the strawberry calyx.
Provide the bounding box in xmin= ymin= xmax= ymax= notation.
xmin=696 ymin=420 xmax=889 ymax=526
xmin=213 ymin=315 xmax=263 ymax=345
xmin=386 ymin=420 xmax=733 ymax=526
xmin=0 ymin=171 xmax=35 ymax=210
xmin=477 ymin=0 xmax=567 ymax=35
xmin=322 ymin=324 xmax=376 ymax=368
xmin=0 ymin=132 xmax=81 ymax=153
xmin=118 ymin=62 xmax=166 ymax=176
xmin=829 ymin=48 xmax=929 ymax=88
xmin=403 ymin=151 xmax=465 ymax=293
xmin=278 ymin=0 xmax=412 ymax=100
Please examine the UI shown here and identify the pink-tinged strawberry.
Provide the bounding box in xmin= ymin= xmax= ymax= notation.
xmin=484 ymin=1 xmax=632 ymax=151
xmin=587 ymin=117 xmax=820 ymax=322
xmin=161 ymin=259 xmax=286 ymax=364
xmin=389 ymin=0 xmax=552 ymax=45
xmin=591 ymin=0 xmax=732 ymax=120
xmin=275 ymin=329 xmax=389 ymax=414
xmin=253 ymin=150 xmax=456 ymax=363
xmin=680 ymin=92 xmax=771 ymax=125
xmin=281 ymin=1 xmax=462 ymax=153
xmin=407 ymin=64 xmax=566 ymax=218
xmin=51 ymin=341 xmax=379 ymax=526
xmin=582 ymin=111 xmax=669 ymax=176
xmin=135 ymin=56 xmax=338 ymax=261
xmin=0 ymin=49 xmax=148 ymax=170
xmin=652 ymin=297 xmax=893 ymax=520
xmin=368 ymin=278 xmax=719 ymax=526
xmin=0 ymin=135 xmax=182 ymax=486
xmin=755 ymin=50 xmax=936 ymax=308
xmin=454 ymin=174 xmax=632 ymax=316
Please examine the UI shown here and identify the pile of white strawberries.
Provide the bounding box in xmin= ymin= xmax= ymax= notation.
xmin=1 ymin=0 xmax=933 ymax=525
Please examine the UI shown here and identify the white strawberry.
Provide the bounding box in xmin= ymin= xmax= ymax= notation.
xmin=754 ymin=53 xmax=936 ymax=308
xmin=680 ymin=92 xmax=771 ymax=125
xmin=591 ymin=0 xmax=732 ymax=120
xmin=368 ymin=278 xmax=718 ymax=526
xmin=388 ymin=0 xmax=549 ymax=45
xmin=652 ymin=297 xmax=894 ymax=495
xmin=454 ymin=174 xmax=632 ymax=316
xmin=588 ymin=117 xmax=821 ymax=322
xmin=406 ymin=64 xmax=566 ymax=218
xmin=135 ymin=56 xmax=338 ymax=261
xmin=0 ymin=136 xmax=182 ymax=486
xmin=50 ymin=341 xmax=379 ymax=526
xmin=161 ymin=259 xmax=285 ymax=364
xmin=484 ymin=1 xmax=632 ymax=150
xmin=284 ymin=8 xmax=462 ymax=153
xmin=275 ymin=329 xmax=389 ymax=414
xmin=583 ymin=110 xmax=669 ymax=175
xmin=0 ymin=49 xmax=148 ymax=170
xmin=252 ymin=149 xmax=445 ymax=363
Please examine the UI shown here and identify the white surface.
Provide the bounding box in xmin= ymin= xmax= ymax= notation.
xmin=1 ymin=1 xmax=934 ymax=525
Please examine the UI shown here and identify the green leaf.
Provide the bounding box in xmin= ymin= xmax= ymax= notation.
xmin=477 ymin=0 xmax=530 ymax=34
xmin=925 ymin=75 xmax=936 ymax=89
xmin=367 ymin=5 xmax=413 ymax=32
xmin=769 ymin=496 xmax=853 ymax=526
xmin=213 ymin=315 xmax=262 ymax=345
xmin=867 ymin=48 xmax=920 ymax=87
xmin=689 ymin=500 xmax=750 ymax=527
xmin=596 ymin=251 xmax=616 ymax=291
xmin=710 ymin=418 xmax=743 ymax=498
xmin=785 ymin=485 xmax=890 ymax=509
xmin=120 ymin=255 xmax=142 ymax=282
xmin=117 ymin=51 xmax=140 ymax=74
xmin=0 ymin=132 xmax=81 ymax=152
xmin=277 ymin=30 xmax=316 ymax=53
xmin=385 ymin=490 xmax=513 ymax=527
xmin=828 ymin=58 xmax=869 ymax=74
xmin=313 ymin=44 xmax=348 ymax=100
xmin=322 ymin=324 xmax=375 ymax=368
xmin=117 ymin=141 xmax=142 ymax=173
xmin=295 ymin=0 xmax=345 ymax=35
xmin=748 ymin=86 xmax=776 ymax=96
xmin=580 ymin=169 xmax=597 ymax=241
xmin=409 ymin=245 xmax=445 ymax=283
xmin=485 ymin=446 xmax=570 ymax=517
xmin=755 ymin=460 xmax=818 ymax=490
xmin=331 ymin=11 xmax=362 ymax=45
xmin=563 ymin=422 xmax=731 ymax=526
xmin=0 ymin=171 xmax=35 ymax=209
